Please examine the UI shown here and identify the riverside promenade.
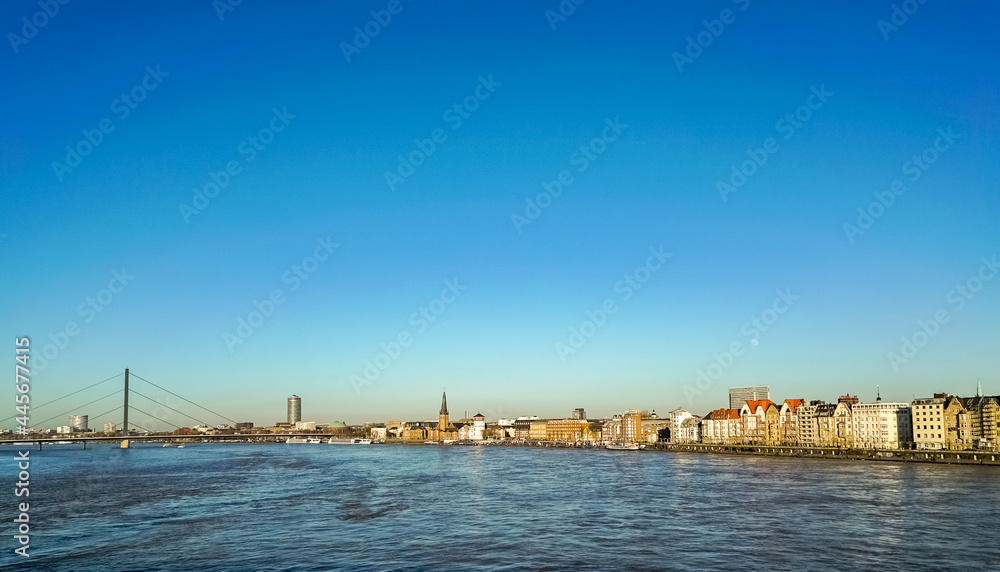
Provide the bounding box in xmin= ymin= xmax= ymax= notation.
xmin=646 ymin=442 xmax=1000 ymax=466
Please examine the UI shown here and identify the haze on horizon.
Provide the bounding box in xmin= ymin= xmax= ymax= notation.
xmin=2 ymin=0 xmax=998 ymax=429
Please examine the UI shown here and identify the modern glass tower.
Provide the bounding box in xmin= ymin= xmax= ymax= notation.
xmin=287 ymin=395 xmax=301 ymax=425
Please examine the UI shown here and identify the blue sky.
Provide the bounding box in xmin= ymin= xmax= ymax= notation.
xmin=2 ymin=0 xmax=998 ymax=429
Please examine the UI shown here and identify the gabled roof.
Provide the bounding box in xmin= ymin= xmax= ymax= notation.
xmin=783 ymin=399 xmax=806 ymax=412
xmin=743 ymin=399 xmax=777 ymax=413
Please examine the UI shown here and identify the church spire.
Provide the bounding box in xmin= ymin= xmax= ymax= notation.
xmin=440 ymin=391 xmax=448 ymax=415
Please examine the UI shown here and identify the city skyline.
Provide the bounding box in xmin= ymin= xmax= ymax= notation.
xmin=3 ymin=1 xmax=998 ymax=427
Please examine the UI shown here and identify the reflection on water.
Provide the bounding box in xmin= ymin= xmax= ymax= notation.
xmin=4 ymin=443 xmax=1000 ymax=571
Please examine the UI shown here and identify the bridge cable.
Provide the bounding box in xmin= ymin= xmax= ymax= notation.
xmin=30 ymin=389 xmax=123 ymax=429
xmin=128 ymin=406 xmax=181 ymax=430
xmin=85 ymin=405 xmax=124 ymax=428
xmin=129 ymin=389 xmax=212 ymax=427
xmin=0 ymin=372 xmax=124 ymax=424
xmin=129 ymin=372 xmax=239 ymax=425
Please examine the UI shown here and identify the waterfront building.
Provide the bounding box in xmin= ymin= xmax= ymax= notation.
xmin=602 ymin=414 xmax=622 ymax=443
xmin=779 ymin=399 xmax=806 ymax=445
xmin=912 ymin=394 xmax=948 ymax=450
xmin=295 ymin=421 xmax=316 ymax=431
xmin=103 ymin=422 xmax=116 ymax=434
xmin=640 ymin=416 xmax=670 ymax=443
xmin=676 ymin=417 xmax=701 ymax=443
xmin=235 ymin=422 xmax=254 ymax=432
xmin=851 ymin=399 xmax=912 ymax=449
xmin=470 ymin=413 xmax=486 ymax=440
xmin=701 ymin=408 xmax=741 ymax=444
xmin=667 ymin=407 xmax=692 ymax=428
xmin=796 ymin=401 xmax=821 ymax=445
xmin=513 ymin=418 xmax=533 ymax=440
xmin=957 ymin=384 xmax=999 ymax=450
xmin=370 ymin=426 xmax=387 ymax=442
xmin=287 ymin=395 xmax=301 ymax=425
xmin=401 ymin=421 xmax=431 ymax=440
xmin=386 ymin=420 xmax=405 ymax=438
xmin=740 ymin=399 xmax=779 ymax=445
xmin=546 ymin=419 xmax=590 ymax=442
xmin=622 ymin=410 xmax=642 ymax=443
xmin=729 ymin=386 xmax=770 ymax=410
xmin=495 ymin=418 xmax=515 ymax=439
xmin=814 ymin=402 xmax=852 ymax=447
xmin=528 ymin=420 xmax=548 ymax=441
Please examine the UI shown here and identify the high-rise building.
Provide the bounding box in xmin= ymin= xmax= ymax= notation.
xmin=571 ymin=408 xmax=586 ymax=420
xmin=69 ymin=414 xmax=88 ymax=432
xmin=729 ymin=386 xmax=770 ymax=410
xmin=104 ymin=422 xmax=117 ymax=434
xmin=287 ymin=395 xmax=301 ymax=425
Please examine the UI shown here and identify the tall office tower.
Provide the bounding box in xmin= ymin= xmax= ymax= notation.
xmin=287 ymin=395 xmax=301 ymax=424
xmin=729 ymin=386 xmax=770 ymax=410
xmin=571 ymin=408 xmax=587 ymax=420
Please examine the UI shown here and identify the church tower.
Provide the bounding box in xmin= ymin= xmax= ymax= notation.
xmin=438 ymin=391 xmax=449 ymax=431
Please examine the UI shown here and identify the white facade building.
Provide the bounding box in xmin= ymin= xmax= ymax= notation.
xmin=911 ymin=396 xmax=946 ymax=450
xmin=851 ymin=401 xmax=912 ymax=449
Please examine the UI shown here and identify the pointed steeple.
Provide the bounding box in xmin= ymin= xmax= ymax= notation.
xmin=976 ymin=379 xmax=983 ymax=397
xmin=440 ymin=391 xmax=448 ymax=415
xmin=876 ymin=385 xmax=881 ymax=402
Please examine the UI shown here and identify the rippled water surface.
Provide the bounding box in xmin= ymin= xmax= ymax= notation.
xmin=3 ymin=443 xmax=999 ymax=571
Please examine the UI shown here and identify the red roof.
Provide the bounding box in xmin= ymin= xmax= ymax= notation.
xmin=783 ymin=399 xmax=805 ymax=412
xmin=705 ymin=408 xmax=741 ymax=420
xmin=744 ymin=399 xmax=777 ymax=413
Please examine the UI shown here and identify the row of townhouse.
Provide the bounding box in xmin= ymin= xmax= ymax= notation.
xmin=695 ymin=384 xmax=999 ymax=451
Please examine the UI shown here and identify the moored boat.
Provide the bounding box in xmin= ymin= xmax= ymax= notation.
xmin=327 ymin=437 xmax=372 ymax=445
xmin=605 ymin=442 xmax=640 ymax=451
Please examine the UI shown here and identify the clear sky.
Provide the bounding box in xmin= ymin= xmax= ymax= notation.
xmin=2 ymin=0 xmax=998 ymax=430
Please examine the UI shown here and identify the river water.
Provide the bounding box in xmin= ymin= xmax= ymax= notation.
xmin=3 ymin=442 xmax=999 ymax=571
